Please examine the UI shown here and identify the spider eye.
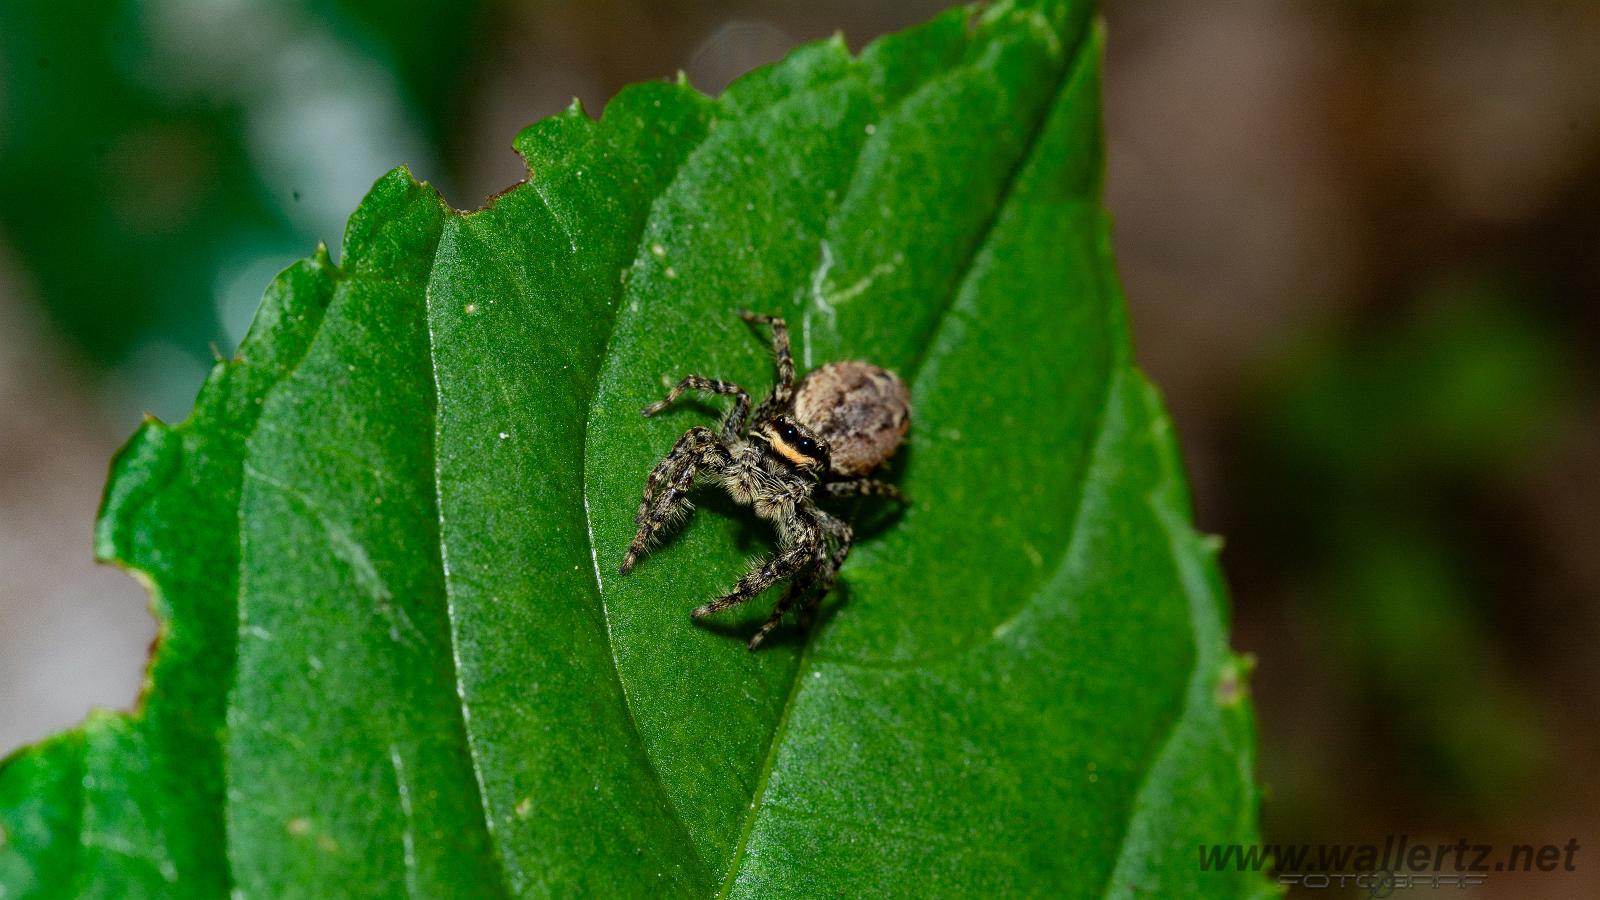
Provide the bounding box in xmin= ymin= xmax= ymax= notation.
xmin=796 ymin=437 xmax=816 ymax=456
xmin=778 ymin=422 xmax=799 ymax=442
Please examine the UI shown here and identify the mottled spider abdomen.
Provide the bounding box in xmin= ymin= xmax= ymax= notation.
xmin=793 ymin=361 xmax=910 ymax=477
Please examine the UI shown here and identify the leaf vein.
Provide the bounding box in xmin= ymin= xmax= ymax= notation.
xmin=576 ymin=106 xmax=725 ymax=883
xmin=421 ymin=226 xmax=519 ymax=897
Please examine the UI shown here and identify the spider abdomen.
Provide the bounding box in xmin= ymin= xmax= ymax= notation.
xmin=793 ymin=360 xmax=910 ymax=476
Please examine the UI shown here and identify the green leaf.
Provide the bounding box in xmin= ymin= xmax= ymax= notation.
xmin=0 ymin=2 xmax=1265 ymax=896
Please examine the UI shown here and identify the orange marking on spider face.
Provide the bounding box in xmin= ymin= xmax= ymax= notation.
xmin=766 ymin=432 xmax=817 ymax=469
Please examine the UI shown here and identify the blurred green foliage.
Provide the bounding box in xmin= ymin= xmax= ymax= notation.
xmin=1265 ymin=283 xmax=1570 ymax=488
xmin=1252 ymin=276 xmax=1573 ymax=819
xmin=0 ymin=0 xmax=480 ymax=416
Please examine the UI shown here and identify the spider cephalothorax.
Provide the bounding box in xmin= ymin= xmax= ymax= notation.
xmin=618 ymin=310 xmax=910 ymax=649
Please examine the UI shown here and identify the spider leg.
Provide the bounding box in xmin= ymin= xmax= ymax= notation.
xmin=821 ymin=478 xmax=907 ymax=502
xmin=746 ymin=568 xmax=819 ymax=650
xmin=632 ymin=426 xmax=714 ymax=522
xmin=745 ymin=512 xmax=850 ymax=649
xmin=693 ymin=514 xmax=823 ymax=621
xmin=619 ymin=426 xmax=727 ymax=574
xmin=805 ymin=513 xmax=854 ymax=624
xmin=643 ymin=374 xmax=751 ymax=443
xmin=738 ymin=310 xmax=794 ymax=419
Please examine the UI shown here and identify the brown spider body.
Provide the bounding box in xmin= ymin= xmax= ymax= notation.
xmin=793 ymin=361 xmax=911 ymax=476
xmin=617 ymin=310 xmax=910 ymax=649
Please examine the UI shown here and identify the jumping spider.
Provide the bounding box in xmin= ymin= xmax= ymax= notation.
xmin=618 ymin=310 xmax=911 ymax=649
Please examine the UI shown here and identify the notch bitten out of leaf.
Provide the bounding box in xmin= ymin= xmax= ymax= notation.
xmin=0 ymin=1 xmax=1266 ymax=897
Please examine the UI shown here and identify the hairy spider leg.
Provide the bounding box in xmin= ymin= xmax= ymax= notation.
xmin=619 ymin=426 xmax=729 ymax=575
xmin=738 ymin=310 xmax=795 ymax=420
xmin=746 ymin=512 xmax=852 ymax=650
xmin=804 ymin=512 xmax=854 ymax=626
xmin=813 ymin=512 xmax=854 ymax=599
xmin=692 ymin=509 xmax=825 ymax=622
xmin=822 ymin=478 xmax=907 ymax=502
xmin=632 ymin=425 xmax=714 ymax=523
xmin=643 ymin=374 xmax=751 ymax=443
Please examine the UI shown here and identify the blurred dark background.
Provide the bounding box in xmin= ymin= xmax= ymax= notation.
xmin=2 ymin=2 xmax=1596 ymax=896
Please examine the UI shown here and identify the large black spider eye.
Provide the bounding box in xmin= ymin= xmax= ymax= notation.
xmin=796 ymin=437 xmax=817 ymax=457
xmin=778 ymin=421 xmax=799 ymax=442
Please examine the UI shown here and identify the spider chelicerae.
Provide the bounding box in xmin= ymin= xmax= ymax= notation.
xmin=617 ymin=310 xmax=911 ymax=649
